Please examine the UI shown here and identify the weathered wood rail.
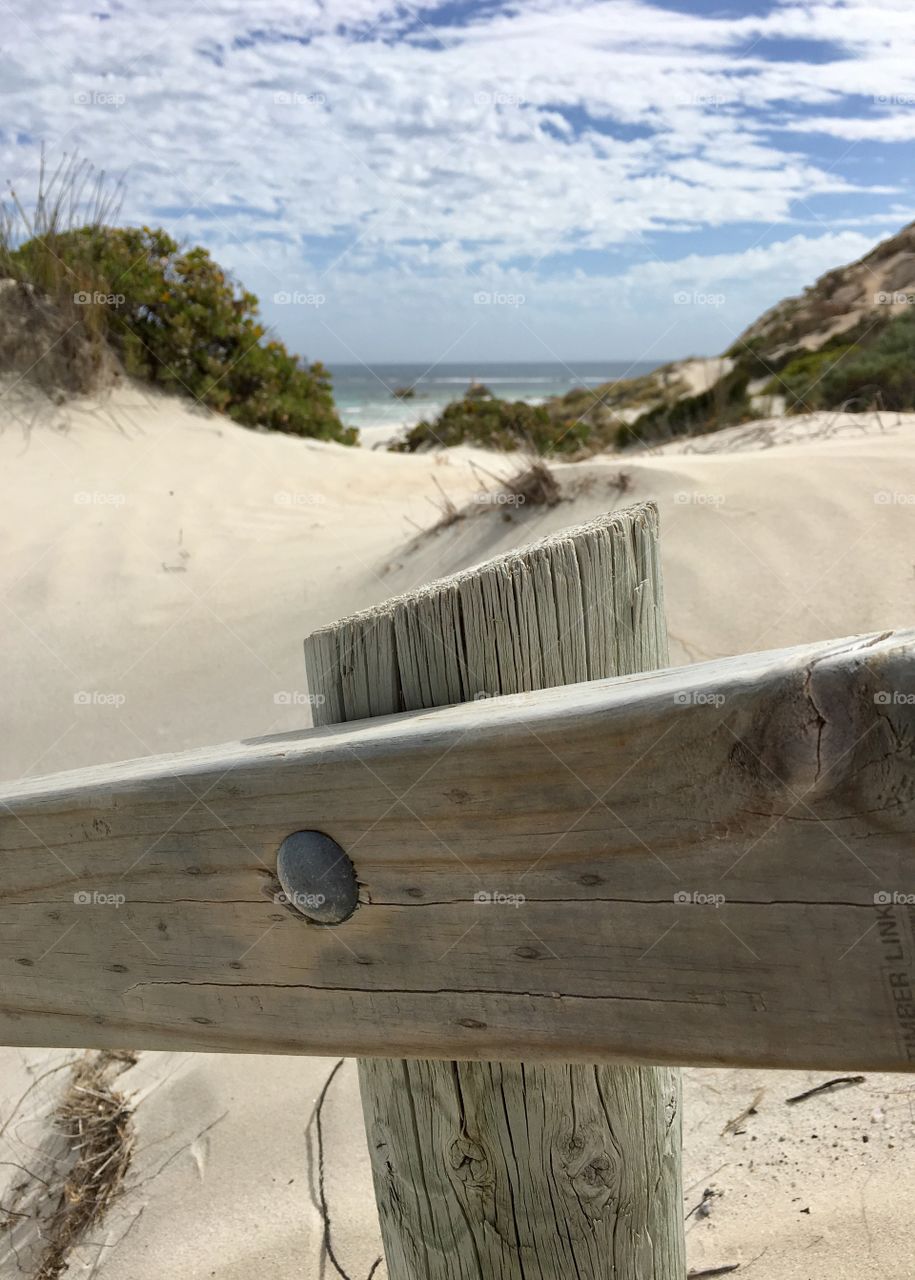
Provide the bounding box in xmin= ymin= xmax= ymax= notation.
xmin=1 ymin=630 xmax=913 ymax=1070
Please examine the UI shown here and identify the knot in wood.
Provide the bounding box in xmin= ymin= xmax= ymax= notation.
xmin=564 ymin=1132 xmax=621 ymax=1217
xmin=449 ymin=1134 xmax=491 ymax=1190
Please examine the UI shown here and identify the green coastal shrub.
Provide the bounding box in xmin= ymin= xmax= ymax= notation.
xmin=768 ymin=343 xmax=853 ymax=412
xmin=761 ymin=314 xmax=891 ymax=413
xmin=8 ymin=224 xmax=353 ymax=442
xmin=726 ymin=335 xmax=785 ymax=381
xmin=391 ymin=395 xmax=591 ymax=455
xmin=813 ymin=308 xmax=915 ymax=411
xmin=618 ymin=367 xmax=752 ymax=448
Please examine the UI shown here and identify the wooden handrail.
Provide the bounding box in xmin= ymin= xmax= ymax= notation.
xmin=0 ymin=630 xmax=913 ymax=1068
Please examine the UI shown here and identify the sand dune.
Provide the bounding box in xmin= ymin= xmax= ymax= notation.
xmin=1 ymin=384 xmax=914 ymax=1278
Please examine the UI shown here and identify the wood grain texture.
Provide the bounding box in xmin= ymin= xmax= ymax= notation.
xmin=304 ymin=508 xmax=668 ymax=722
xmin=307 ymin=503 xmax=684 ymax=1280
xmin=0 ymin=632 xmax=912 ymax=1069
xmin=359 ymin=1058 xmax=682 ymax=1280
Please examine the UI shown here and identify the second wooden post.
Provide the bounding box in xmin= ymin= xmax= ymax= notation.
xmin=305 ymin=502 xmax=686 ymax=1279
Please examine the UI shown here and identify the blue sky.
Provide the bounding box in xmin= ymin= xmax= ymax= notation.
xmin=2 ymin=0 xmax=914 ymax=365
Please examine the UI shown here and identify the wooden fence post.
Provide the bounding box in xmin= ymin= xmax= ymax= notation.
xmin=304 ymin=503 xmax=686 ymax=1280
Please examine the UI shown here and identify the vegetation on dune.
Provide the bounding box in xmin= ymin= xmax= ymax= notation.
xmin=725 ymin=335 xmax=784 ymax=382
xmin=398 ymin=297 xmax=915 ymax=456
xmin=0 ymin=156 xmax=122 ymax=395
xmin=22 ymin=224 xmax=350 ymax=441
xmin=0 ymin=153 xmax=354 ymax=444
xmin=12 ymin=157 xmax=912 ymax=455
xmin=391 ymin=394 xmax=592 ymax=455
xmin=391 ymin=371 xmax=697 ymax=457
xmin=768 ymin=309 xmax=914 ymax=413
xmin=393 ymin=360 xmax=752 ymax=457
xmin=766 ymin=341 xmax=856 ymax=413
xmin=617 ymin=366 xmax=753 ymax=449
xmin=814 ymin=309 xmax=915 ymax=410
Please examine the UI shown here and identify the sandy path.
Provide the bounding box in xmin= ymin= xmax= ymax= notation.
xmin=1 ymin=386 xmax=914 ymax=1278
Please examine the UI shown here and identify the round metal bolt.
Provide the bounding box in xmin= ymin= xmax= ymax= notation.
xmin=276 ymin=830 xmax=358 ymax=924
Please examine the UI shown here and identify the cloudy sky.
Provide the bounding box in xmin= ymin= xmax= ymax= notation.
xmin=3 ymin=0 xmax=914 ymax=365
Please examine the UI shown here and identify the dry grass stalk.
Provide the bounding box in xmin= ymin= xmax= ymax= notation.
xmin=35 ymin=1049 xmax=137 ymax=1280
xmin=503 ymin=459 xmax=562 ymax=507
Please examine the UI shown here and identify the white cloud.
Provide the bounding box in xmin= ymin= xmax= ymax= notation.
xmin=0 ymin=0 xmax=912 ymax=359
xmin=240 ymin=227 xmax=880 ymax=362
xmin=783 ymin=113 xmax=915 ymax=141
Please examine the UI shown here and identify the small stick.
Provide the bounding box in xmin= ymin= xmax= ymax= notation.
xmin=785 ymin=1075 xmax=865 ymax=1105
xmin=688 ymin=1267 xmax=739 ymax=1278
xmin=722 ymin=1087 xmax=765 ymax=1135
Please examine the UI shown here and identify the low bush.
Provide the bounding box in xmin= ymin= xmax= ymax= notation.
xmin=1 ymin=155 xmax=354 ymax=443
xmin=813 ymin=308 xmax=915 ymax=411
xmin=762 ymin=314 xmax=893 ymax=413
xmin=618 ymin=367 xmax=752 ymax=448
xmin=391 ymin=395 xmax=590 ymax=455
xmin=768 ymin=343 xmax=854 ymax=412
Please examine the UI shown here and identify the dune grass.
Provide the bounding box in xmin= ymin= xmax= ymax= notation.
xmin=0 ymin=151 xmax=124 ymax=393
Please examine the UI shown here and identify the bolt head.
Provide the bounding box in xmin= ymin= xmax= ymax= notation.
xmin=276 ymin=830 xmax=358 ymax=924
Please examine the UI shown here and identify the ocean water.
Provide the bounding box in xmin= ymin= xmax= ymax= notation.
xmin=329 ymin=361 xmax=662 ymax=442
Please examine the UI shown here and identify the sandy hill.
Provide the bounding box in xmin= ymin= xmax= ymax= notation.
xmin=738 ymin=219 xmax=915 ymax=360
xmin=546 ymin=217 xmax=915 ymax=445
xmin=1 ymin=383 xmax=914 ymax=1278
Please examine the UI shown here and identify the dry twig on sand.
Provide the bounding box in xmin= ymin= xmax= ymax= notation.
xmin=785 ymin=1076 xmax=865 ymax=1106
xmin=307 ymin=1059 xmax=383 ymax=1280
xmin=722 ymin=1087 xmax=765 ymax=1136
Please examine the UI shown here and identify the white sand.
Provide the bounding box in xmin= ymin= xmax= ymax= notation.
xmin=670 ymin=354 xmax=735 ymax=398
xmin=1 ymin=384 xmax=914 ymax=1278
